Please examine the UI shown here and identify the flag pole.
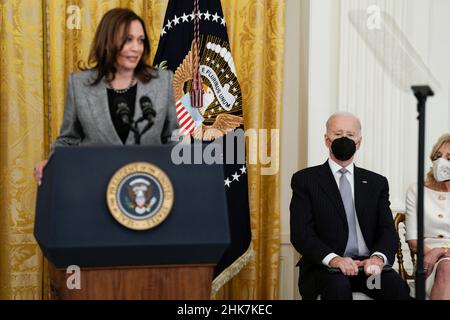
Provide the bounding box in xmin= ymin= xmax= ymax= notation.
xmin=411 ymin=85 xmax=434 ymax=300
xmin=191 ymin=0 xmax=203 ymax=109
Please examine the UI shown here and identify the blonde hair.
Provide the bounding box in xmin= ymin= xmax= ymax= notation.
xmin=425 ymin=133 xmax=450 ymax=188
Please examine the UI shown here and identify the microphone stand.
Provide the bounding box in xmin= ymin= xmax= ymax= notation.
xmin=116 ymin=102 xmax=142 ymax=145
xmin=411 ymin=85 xmax=434 ymax=300
xmin=131 ymin=117 xmax=154 ymax=145
xmin=138 ymin=118 xmax=154 ymax=137
xmin=130 ymin=121 xmax=142 ymax=145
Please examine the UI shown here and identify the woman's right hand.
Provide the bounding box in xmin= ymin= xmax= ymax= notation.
xmin=34 ymin=160 xmax=48 ymax=186
xmin=329 ymin=256 xmax=360 ymax=276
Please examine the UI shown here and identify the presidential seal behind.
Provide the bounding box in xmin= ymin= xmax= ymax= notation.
xmin=107 ymin=162 xmax=174 ymax=230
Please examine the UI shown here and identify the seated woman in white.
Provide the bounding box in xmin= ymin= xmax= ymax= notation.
xmin=405 ymin=133 xmax=450 ymax=300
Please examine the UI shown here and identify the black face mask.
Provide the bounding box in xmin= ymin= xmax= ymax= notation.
xmin=331 ymin=137 xmax=356 ymax=161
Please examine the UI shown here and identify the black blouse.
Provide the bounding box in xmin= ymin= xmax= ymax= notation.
xmin=107 ymin=84 xmax=137 ymax=144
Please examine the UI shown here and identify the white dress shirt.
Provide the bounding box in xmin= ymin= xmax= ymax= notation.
xmin=322 ymin=159 xmax=388 ymax=266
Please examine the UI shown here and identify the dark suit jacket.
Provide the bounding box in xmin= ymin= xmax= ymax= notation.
xmin=290 ymin=161 xmax=399 ymax=298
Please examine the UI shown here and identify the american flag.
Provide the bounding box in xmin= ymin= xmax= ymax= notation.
xmin=176 ymin=100 xmax=195 ymax=135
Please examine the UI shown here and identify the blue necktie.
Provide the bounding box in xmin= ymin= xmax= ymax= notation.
xmin=339 ymin=168 xmax=359 ymax=257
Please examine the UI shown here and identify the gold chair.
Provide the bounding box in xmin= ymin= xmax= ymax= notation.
xmin=394 ymin=212 xmax=415 ymax=281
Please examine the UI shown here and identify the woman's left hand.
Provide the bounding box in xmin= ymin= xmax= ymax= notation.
xmin=423 ymin=248 xmax=445 ymax=277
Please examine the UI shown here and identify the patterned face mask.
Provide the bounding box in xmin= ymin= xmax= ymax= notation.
xmin=432 ymin=157 xmax=450 ymax=182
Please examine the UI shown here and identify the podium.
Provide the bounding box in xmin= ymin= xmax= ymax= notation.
xmin=34 ymin=145 xmax=230 ymax=300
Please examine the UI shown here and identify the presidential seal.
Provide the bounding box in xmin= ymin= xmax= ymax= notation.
xmin=107 ymin=162 xmax=174 ymax=230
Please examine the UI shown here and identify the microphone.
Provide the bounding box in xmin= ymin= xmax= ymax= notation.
xmin=114 ymin=97 xmax=141 ymax=144
xmin=137 ymin=96 xmax=156 ymax=137
xmin=115 ymin=97 xmax=131 ymax=125
xmin=139 ymin=96 xmax=156 ymax=126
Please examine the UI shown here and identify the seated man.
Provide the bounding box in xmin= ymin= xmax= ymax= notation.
xmin=290 ymin=112 xmax=410 ymax=300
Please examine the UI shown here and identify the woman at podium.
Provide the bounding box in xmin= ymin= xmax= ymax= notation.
xmin=34 ymin=8 xmax=179 ymax=185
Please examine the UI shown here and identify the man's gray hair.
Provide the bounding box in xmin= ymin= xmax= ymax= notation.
xmin=326 ymin=112 xmax=362 ymax=134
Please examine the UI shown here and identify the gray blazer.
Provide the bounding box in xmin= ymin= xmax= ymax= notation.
xmin=52 ymin=68 xmax=179 ymax=153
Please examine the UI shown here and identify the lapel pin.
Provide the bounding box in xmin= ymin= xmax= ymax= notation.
xmin=362 ymin=180 xmax=368 ymax=184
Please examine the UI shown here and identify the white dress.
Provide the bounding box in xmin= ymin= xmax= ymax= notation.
xmin=405 ymin=184 xmax=450 ymax=299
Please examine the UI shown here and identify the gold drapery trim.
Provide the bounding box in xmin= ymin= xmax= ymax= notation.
xmin=211 ymin=244 xmax=254 ymax=298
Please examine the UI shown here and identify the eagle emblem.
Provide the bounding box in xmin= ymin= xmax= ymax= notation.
xmin=172 ymin=37 xmax=244 ymax=141
xmin=127 ymin=178 xmax=158 ymax=215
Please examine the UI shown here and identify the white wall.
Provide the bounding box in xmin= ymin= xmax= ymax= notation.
xmin=279 ymin=0 xmax=305 ymax=301
xmin=279 ymin=0 xmax=450 ymax=300
xmin=308 ymin=0 xmax=450 ymax=210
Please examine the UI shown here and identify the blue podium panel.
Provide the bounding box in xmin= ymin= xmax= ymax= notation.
xmin=35 ymin=145 xmax=230 ymax=268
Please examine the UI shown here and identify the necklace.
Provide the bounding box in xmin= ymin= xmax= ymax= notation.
xmin=107 ymin=76 xmax=136 ymax=94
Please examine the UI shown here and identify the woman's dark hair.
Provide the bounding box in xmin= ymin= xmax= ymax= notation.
xmin=82 ymin=8 xmax=156 ymax=85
